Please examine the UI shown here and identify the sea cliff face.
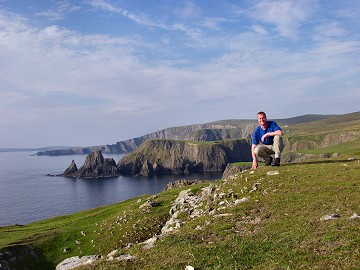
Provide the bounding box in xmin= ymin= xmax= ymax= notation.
xmin=117 ymin=139 xmax=252 ymax=176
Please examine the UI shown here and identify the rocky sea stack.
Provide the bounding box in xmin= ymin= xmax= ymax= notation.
xmin=61 ymin=150 xmax=119 ymax=178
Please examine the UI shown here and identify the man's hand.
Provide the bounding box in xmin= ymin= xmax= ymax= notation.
xmin=261 ymin=130 xmax=283 ymax=142
xmin=252 ymin=159 xmax=258 ymax=169
xmin=261 ymin=133 xmax=268 ymax=142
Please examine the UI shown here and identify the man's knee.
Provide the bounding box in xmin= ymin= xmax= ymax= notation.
xmin=273 ymin=136 xmax=283 ymax=151
xmin=254 ymin=145 xmax=260 ymax=155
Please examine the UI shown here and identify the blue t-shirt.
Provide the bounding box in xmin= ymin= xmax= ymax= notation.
xmin=252 ymin=121 xmax=281 ymax=145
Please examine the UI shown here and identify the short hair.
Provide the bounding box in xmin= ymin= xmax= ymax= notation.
xmin=257 ymin=111 xmax=266 ymax=117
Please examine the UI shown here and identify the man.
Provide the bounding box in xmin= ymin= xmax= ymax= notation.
xmin=252 ymin=111 xmax=283 ymax=169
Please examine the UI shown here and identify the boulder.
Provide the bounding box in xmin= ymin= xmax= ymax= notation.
xmin=164 ymin=179 xmax=210 ymax=190
xmin=222 ymin=163 xmax=251 ymax=179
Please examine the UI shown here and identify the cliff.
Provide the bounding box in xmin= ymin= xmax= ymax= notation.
xmin=34 ymin=113 xmax=339 ymax=157
xmin=118 ymin=139 xmax=252 ymax=176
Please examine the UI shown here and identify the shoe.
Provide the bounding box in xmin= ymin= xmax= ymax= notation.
xmin=272 ymin=158 xmax=280 ymax=166
xmin=265 ymin=156 xmax=273 ymax=166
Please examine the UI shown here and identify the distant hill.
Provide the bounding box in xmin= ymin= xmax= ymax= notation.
xmin=34 ymin=113 xmax=338 ymax=156
xmin=280 ymin=111 xmax=360 ymax=162
xmin=0 ymin=146 xmax=73 ymax=153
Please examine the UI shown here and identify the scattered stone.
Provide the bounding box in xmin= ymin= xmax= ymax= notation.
xmin=75 ymin=240 xmax=81 ymax=245
xmin=141 ymin=235 xmax=159 ymax=250
xmin=250 ymin=171 xmax=255 ymax=174
xmin=106 ymin=249 xmax=118 ymax=261
xmin=262 ymin=188 xmax=270 ymax=195
xmin=250 ymin=183 xmax=261 ymax=193
xmin=55 ymin=255 xmax=102 ymax=270
xmin=347 ymin=157 xmax=355 ymax=161
xmin=234 ymin=197 xmax=249 ymax=205
xmin=214 ymin=213 xmax=233 ymax=218
xmin=267 ymin=171 xmax=279 ymax=175
xmin=320 ymin=213 xmax=340 ymax=221
xmin=80 ymin=231 xmax=86 ymax=236
xmin=185 ymin=266 xmax=195 ymax=270
xmin=115 ymin=254 xmax=137 ymax=261
xmin=139 ymin=199 xmax=159 ymax=209
xmin=350 ymin=213 xmax=360 ymax=219
xmin=164 ymin=179 xmax=209 ymax=190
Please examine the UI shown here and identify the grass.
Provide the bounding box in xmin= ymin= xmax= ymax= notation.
xmin=96 ymin=157 xmax=359 ymax=270
xmin=298 ymin=139 xmax=360 ymax=155
xmin=0 ymin=192 xmax=175 ymax=269
xmin=2 ymin=154 xmax=358 ymax=269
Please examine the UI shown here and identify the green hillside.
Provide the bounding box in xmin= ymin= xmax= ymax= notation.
xmin=1 ymin=112 xmax=360 ymax=269
xmin=1 ymin=154 xmax=359 ymax=269
xmin=280 ymin=112 xmax=360 ymax=162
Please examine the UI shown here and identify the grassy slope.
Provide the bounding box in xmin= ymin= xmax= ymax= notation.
xmin=283 ymin=111 xmax=360 ymax=137
xmin=1 ymin=112 xmax=360 ymax=269
xmin=84 ymin=157 xmax=359 ymax=270
xmin=1 ymin=155 xmax=359 ymax=269
xmin=281 ymin=112 xmax=360 ymax=156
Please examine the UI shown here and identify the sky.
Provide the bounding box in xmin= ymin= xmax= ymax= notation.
xmin=0 ymin=0 xmax=359 ymax=148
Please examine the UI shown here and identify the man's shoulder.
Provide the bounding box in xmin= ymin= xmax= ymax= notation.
xmin=254 ymin=125 xmax=262 ymax=132
xmin=268 ymin=121 xmax=281 ymax=129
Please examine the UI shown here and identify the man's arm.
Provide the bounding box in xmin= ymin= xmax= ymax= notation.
xmin=251 ymin=144 xmax=258 ymax=169
xmin=261 ymin=129 xmax=283 ymax=142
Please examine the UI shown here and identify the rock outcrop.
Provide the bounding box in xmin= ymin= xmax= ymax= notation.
xmin=61 ymin=150 xmax=119 ymax=178
xmin=164 ymin=179 xmax=211 ymax=190
xmin=118 ymin=139 xmax=252 ymax=176
xmin=222 ymin=163 xmax=251 ymax=179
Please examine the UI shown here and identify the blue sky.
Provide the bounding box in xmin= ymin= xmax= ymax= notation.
xmin=0 ymin=0 xmax=359 ymax=148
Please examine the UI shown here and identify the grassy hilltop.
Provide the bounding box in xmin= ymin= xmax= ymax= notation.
xmin=1 ymin=113 xmax=360 ymax=269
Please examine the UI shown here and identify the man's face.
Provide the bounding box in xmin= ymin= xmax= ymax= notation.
xmin=257 ymin=113 xmax=267 ymax=126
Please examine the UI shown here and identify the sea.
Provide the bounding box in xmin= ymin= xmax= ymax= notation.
xmin=0 ymin=151 xmax=222 ymax=227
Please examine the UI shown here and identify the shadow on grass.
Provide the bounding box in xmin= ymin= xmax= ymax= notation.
xmin=0 ymin=244 xmax=55 ymax=270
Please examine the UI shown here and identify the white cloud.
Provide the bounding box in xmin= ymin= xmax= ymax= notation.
xmin=174 ymin=1 xmax=202 ymax=20
xmin=36 ymin=1 xmax=81 ymax=20
xmin=202 ymin=17 xmax=227 ymax=30
xmin=248 ymin=0 xmax=315 ymax=39
xmin=88 ymin=0 xmax=165 ymax=29
xmin=0 ymin=1 xmax=359 ymax=147
xmin=251 ymin=24 xmax=268 ymax=35
xmin=313 ymin=21 xmax=349 ymax=39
